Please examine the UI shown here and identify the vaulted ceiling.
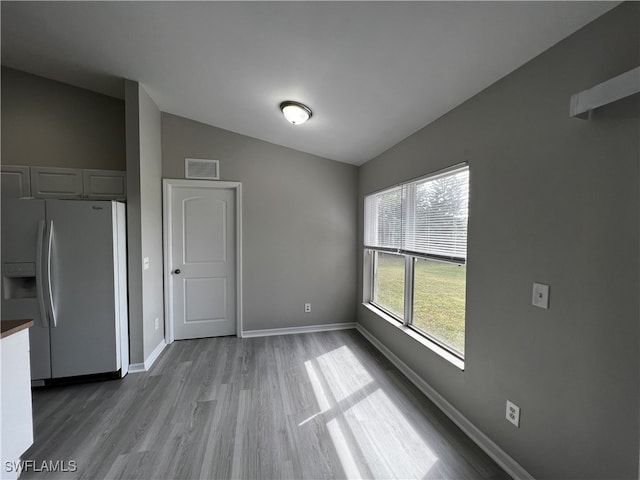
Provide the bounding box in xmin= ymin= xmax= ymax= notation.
xmin=1 ymin=2 xmax=617 ymax=165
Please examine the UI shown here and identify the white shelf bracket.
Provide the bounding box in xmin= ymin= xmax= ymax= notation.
xmin=570 ymin=66 xmax=640 ymax=119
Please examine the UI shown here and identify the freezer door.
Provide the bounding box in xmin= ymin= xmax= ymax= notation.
xmin=46 ymin=200 xmax=119 ymax=378
xmin=1 ymin=199 xmax=52 ymax=381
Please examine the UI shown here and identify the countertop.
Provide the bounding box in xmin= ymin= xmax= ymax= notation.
xmin=0 ymin=319 xmax=34 ymax=339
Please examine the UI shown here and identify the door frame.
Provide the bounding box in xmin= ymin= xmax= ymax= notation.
xmin=162 ymin=178 xmax=243 ymax=344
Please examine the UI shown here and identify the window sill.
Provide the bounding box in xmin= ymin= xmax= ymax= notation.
xmin=362 ymin=303 xmax=465 ymax=371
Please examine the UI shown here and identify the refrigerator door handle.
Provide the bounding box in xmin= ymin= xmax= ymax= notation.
xmin=35 ymin=220 xmax=48 ymax=327
xmin=44 ymin=219 xmax=57 ymax=328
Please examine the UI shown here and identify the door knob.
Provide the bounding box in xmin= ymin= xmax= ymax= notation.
xmin=174 ymin=269 xmax=181 ymax=274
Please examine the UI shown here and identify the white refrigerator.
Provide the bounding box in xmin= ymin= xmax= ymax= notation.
xmin=1 ymin=199 xmax=129 ymax=383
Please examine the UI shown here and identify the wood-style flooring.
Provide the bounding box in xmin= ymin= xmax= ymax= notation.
xmin=22 ymin=330 xmax=511 ymax=479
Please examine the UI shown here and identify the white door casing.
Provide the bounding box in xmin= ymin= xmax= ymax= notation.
xmin=163 ymin=179 xmax=242 ymax=342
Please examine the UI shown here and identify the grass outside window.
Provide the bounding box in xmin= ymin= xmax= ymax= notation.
xmin=412 ymin=258 xmax=466 ymax=355
xmin=373 ymin=252 xmax=405 ymax=319
xmin=373 ymin=252 xmax=466 ymax=355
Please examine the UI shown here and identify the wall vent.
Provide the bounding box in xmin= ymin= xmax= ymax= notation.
xmin=185 ymin=158 xmax=219 ymax=180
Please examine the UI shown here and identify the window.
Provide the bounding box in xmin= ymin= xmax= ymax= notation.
xmin=373 ymin=251 xmax=405 ymax=318
xmin=364 ymin=165 xmax=469 ymax=358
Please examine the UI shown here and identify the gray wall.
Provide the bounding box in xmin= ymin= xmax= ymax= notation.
xmin=162 ymin=113 xmax=358 ymax=332
xmin=1 ymin=67 xmax=125 ymax=170
xmin=139 ymin=86 xmax=165 ymax=360
xmin=358 ymin=4 xmax=639 ymax=479
xmin=125 ymin=81 xmax=165 ymax=364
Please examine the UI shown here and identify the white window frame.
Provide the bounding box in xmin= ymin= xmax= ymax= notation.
xmin=363 ymin=163 xmax=469 ymax=364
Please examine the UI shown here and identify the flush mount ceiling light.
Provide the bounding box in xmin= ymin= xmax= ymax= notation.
xmin=280 ymin=101 xmax=312 ymax=126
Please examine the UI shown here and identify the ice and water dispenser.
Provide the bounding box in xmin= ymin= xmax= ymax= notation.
xmin=3 ymin=263 xmax=37 ymax=300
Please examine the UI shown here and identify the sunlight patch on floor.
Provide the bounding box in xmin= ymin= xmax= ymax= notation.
xmin=326 ymin=417 xmax=363 ymax=478
xmin=304 ymin=360 xmax=331 ymax=413
xmin=314 ymin=345 xmax=374 ymax=402
xmin=344 ymin=388 xmax=438 ymax=478
xmin=302 ymin=346 xmax=438 ymax=479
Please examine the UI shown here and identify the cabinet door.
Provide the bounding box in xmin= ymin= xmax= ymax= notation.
xmin=1 ymin=165 xmax=31 ymax=198
xmin=83 ymin=169 xmax=127 ymax=199
xmin=31 ymin=167 xmax=83 ymax=199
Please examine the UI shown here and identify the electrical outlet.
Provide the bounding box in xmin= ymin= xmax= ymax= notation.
xmin=155 ymin=318 xmax=159 ymax=330
xmin=506 ymin=400 xmax=520 ymax=427
xmin=304 ymin=303 xmax=311 ymax=313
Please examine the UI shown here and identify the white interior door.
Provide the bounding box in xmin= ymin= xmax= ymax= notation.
xmin=164 ymin=180 xmax=241 ymax=340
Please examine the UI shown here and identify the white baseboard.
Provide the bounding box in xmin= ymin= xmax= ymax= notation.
xmin=242 ymin=322 xmax=357 ymax=338
xmin=128 ymin=363 xmax=146 ymax=374
xmin=355 ymin=324 xmax=534 ymax=480
xmin=128 ymin=339 xmax=167 ymax=374
xmin=145 ymin=339 xmax=167 ymax=370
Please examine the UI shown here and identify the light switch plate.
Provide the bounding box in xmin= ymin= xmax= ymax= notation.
xmin=143 ymin=257 xmax=150 ymax=270
xmin=532 ymin=282 xmax=550 ymax=309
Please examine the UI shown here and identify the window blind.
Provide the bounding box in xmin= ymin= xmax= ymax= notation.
xmin=364 ymin=185 xmax=404 ymax=250
xmin=364 ymin=166 xmax=469 ymax=261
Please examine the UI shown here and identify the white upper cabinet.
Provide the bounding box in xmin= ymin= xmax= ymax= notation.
xmin=4 ymin=166 xmax=128 ymax=200
xmin=30 ymin=166 xmax=83 ymax=199
xmin=1 ymin=165 xmax=31 ymax=198
xmin=83 ymin=169 xmax=127 ymax=199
